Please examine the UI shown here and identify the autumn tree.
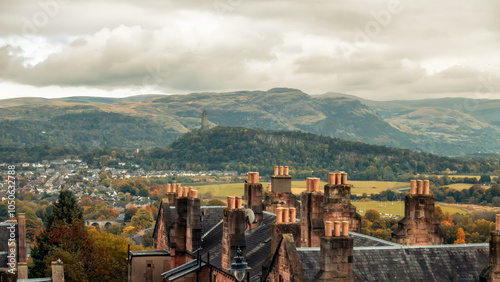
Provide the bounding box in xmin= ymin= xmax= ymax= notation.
xmin=365 ymin=209 xmax=381 ymax=222
xmin=131 ymin=208 xmax=153 ymax=230
xmin=124 ymin=207 xmax=138 ymax=222
xmin=90 ymin=230 xmax=144 ymax=281
xmin=455 ymin=228 xmax=465 ymax=244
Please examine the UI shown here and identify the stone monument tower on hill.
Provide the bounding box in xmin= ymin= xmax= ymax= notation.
xmin=201 ymin=109 xmax=208 ymax=131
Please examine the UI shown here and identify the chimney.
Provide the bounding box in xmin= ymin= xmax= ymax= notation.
xmin=424 ymin=180 xmax=430 ymax=195
xmin=221 ymin=197 xmax=246 ymax=270
xmin=391 ymin=180 xmax=442 ymax=246
xmin=300 ymin=177 xmax=325 ymax=247
xmin=410 ymin=180 xmax=416 ymax=195
xmin=18 ymin=213 xmax=26 ymax=263
xmin=328 ymin=173 xmax=335 ymax=185
xmin=177 ymin=185 xmax=182 ymax=198
xmin=172 ymin=188 xmax=202 ymax=252
xmin=186 ymin=191 xmax=202 ymax=251
xmin=284 ymin=166 xmax=289 ymax=176
xmin=235 ymin=197 xmax=242 ymax=209
xmin=167 ymin=183 xmax=177 ymax=207
xmin=18 ymin=262 xmax=28 ymax=280
xmin=270 ymin=165 xmax=292 ymax=193
xmin=51 ymin=260 xmax=65 ymax=282
xmin=271 ymin=208 xmax=301 ymax=250
xmin=274 ymin=166 xmax=279 ymax=176
xmin=323 ymin=172 xmax=361 ymax=233
xmin=267 ymin=184 xmax=272 ymax=193
xmin=341 ymin=172 xmax=348 ymax=184
xmin=289 ymin=208 xmax=296 ymax=223
xmin=283 ymin=208 xmax=290 ymax=223
xmin=480 ymin=214 xmax=500 ymax=281
xmin=335 ymin=173 xmax=342 ymax=185
xmin=317 ymin=221 xmax=353 ymax=281
xmin=417 ymin=180 xmax=423 ymax=194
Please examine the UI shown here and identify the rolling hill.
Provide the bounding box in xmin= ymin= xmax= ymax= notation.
xmin=0 ymin=89 xmax=499 ymax=156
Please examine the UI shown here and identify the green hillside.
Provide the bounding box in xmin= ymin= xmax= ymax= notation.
xmin=139 ymin=127 xmax=499 ymax=179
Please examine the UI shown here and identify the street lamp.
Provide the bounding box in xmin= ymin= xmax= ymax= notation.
xmin=229 ymin=247 xmax=251 ymax=282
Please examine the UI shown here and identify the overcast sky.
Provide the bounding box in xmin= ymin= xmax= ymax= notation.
xmin=0 ymin=0 xmax=499 ymax=101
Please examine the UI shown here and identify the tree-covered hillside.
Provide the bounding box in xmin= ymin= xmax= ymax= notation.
xmin=140 ymin=127 xmax=500 ymax=179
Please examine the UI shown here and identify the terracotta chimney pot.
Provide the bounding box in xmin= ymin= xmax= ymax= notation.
xmin=334 ymin=221 xmax=341 ymax=237
xmin=313 ymin=178 xmax=320 ymax=192
xmin=254 ymin=172 xmax=259 ymax=183
xmin=335 ymin=173 xmax=342 ymax=185
xmin=177 ymin=186 xmax=182 ymax=198
xmin=167 ymin=184 xmax=171 ymax=193
xmin=417 ymin=180 xmax=423 ymax=194
xmin=342 ymin=221 xmax=349 ymax=236
xmin=268 ymin=183 xmax=272 ymax=192
xmin=192 ymin=190 xmax=198 ymax=199
xmin=274 ymin=166 xmax=279 ymax=176
xmin=284 ymin=166 xmax=289 ymax=176
xmin=410 ymin=180 xmax=417 ymax=195
xmin=276 ymin=208 xmax=283 ymax=223
xmin=328 ymin=173 xmax=335 ymax=185
xmin=341 ymin=172 xmax=348 ymax=184
xmin=227 ymin=196 xmax=236 ymax=209
xmin=325 ymin=221 xmax=333 ymax=237
xmin=183 ymin=187 xmax=188 ymax=197
xmin=283 ymin=208 xmax=290 ymax=223
xmin=424 ymin=180 xmax=430 ymax=194
xmin=279 ymin=166 xmax=284 ymax=175
xmin=235 ymin=197 xmax=242 ymax=209
xmin=289 ymin=208 xmax=296 ymax=223
xmin=497 ymin=214 xmax=500 ymax=231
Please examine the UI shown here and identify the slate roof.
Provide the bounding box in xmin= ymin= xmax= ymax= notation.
xmin=297 ymin=243 xmax=489 ymax=282
xmin=198 ymin=211 xmax=276 ymax=282
xmin=162 ymin=259 xmax=207 ymax=281
xmin=350 ymin=232 xmax=401 ymax=247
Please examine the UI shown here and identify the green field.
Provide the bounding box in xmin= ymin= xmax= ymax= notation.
xmin=441 ymin=183 xmax=491 ymax=191
xmin=424 ymin=175 xmax=481 ymax=180
xmin=193 ymin=180 xmax=409 ymax=198
xmin=352 ymin=201 xmax=467 ymax=217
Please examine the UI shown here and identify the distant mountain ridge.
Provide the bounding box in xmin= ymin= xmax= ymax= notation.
xmin=0 ymin=89 xmax=499 ymax=156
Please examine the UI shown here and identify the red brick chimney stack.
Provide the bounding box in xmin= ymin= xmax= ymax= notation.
xmin=300 ymin=177 xmax=325 ymax=247
xmin=222 ymin=194 xmax=246 ymax=269
xmin=17 ymin=213 xmax=28 ymax=280
xmin=323 ymin=172 xmax=361 ymax=233
xmin=245 ymin=172 xmax=264 ymax=230
xmin=317 ymin=220 xmax=354 ymax=281
xmin=391 ymin=179 xmax=443 ymax=245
